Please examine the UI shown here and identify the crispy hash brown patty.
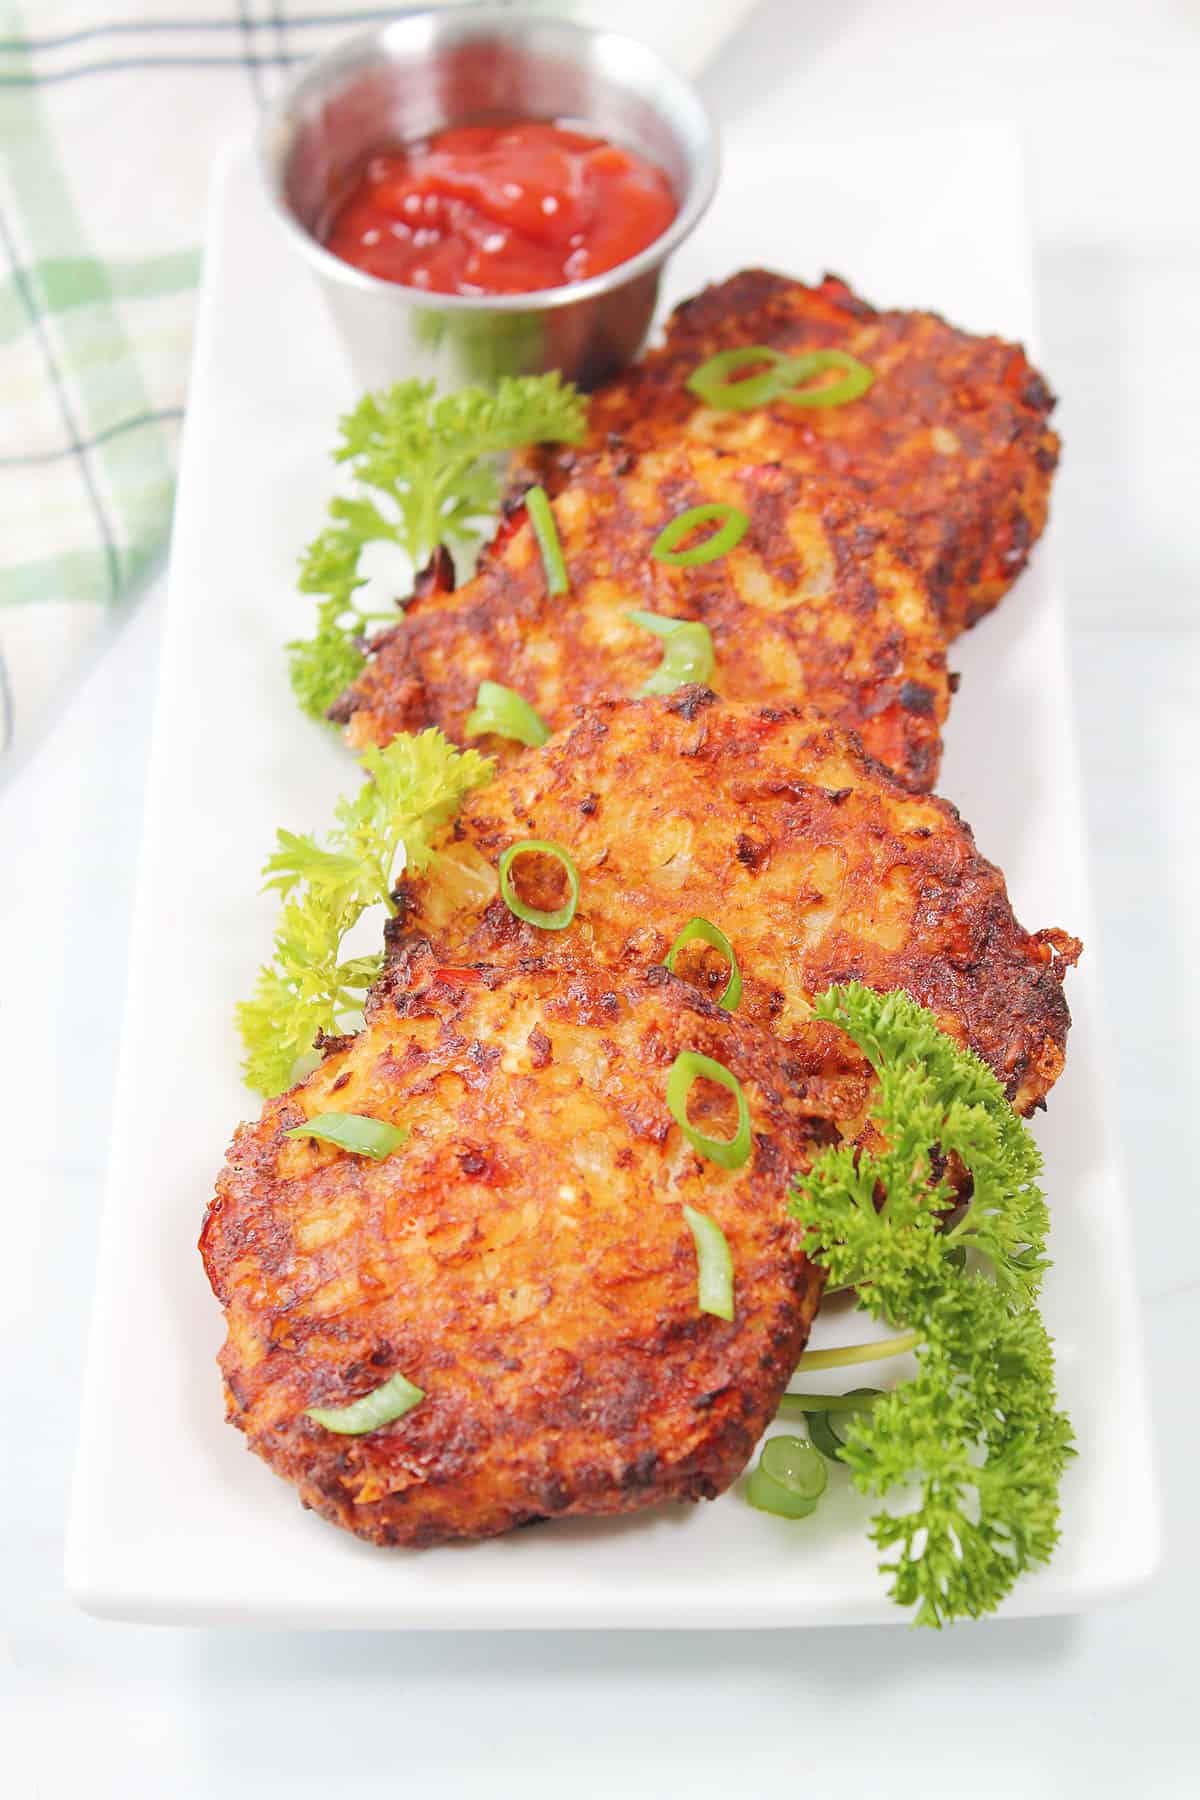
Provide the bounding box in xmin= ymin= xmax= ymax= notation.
xmin=201 ymin=961 xmax=839 ymax=1546
xmin=334 ymin=442 xmax=950 ymax=792
xmin=525 ymin=271 xmax=1059 ymax=638
xmin=394 ymin=693 xmax=1080 ymax=1115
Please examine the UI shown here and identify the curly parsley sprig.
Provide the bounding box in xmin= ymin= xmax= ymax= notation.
xmin=288 ymin=375 xmax=588 ymax=720
xmin=786 ymin=983 xmax=1074 ymax=1628
xmin=236 ymin=730 xmax=494 ymax=1097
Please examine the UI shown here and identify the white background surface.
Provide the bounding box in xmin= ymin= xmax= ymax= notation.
xmin=1 ymin=0 xmax=1197 ymax=1791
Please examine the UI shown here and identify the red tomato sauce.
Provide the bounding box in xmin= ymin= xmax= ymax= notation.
xmin=323 ymin=120 xmax=678 ymax=297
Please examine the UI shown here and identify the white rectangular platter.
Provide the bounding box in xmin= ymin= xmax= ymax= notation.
xmin=66 ymin=126 xmax=1158 ymax=1628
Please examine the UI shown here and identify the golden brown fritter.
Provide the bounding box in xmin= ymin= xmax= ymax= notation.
xmin=524 ymin=271 xmax=1059 ymax=638
xmin=333 ymin=442 xmax=950 ymax=791
xmin=393 ymin=693 xmax=1080 ymax=1115
xmin=201 ymin=957 xmax=845 ymax=1547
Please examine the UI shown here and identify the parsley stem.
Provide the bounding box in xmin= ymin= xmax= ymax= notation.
xmin=777 ymin=1391 xmax=882 ymax=1415
xmin=792 ymin=1330 xmax=921 ymax=1372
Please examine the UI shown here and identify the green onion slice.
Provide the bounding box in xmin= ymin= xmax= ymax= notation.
xmin=745 ymin=1464 xmax=819 ymax=1518
xmin=686 ymin=345 xmax=792 ymax=411
xmin=744 ymin=1432 xmax=828 ymax=1518
xmin=284 ymin=1111 xmax=409 ymax=1161
xmin=666 ymin=1050 xmax=752 ymax=1171
xmin=804 ymin=1410 xmax=845 ymax=1461
xmin=685 ymin=343 xmax=874 ymax=413
xmin=626 ymin=608 xmax=683 ymax=640
xmin=498 ymin=838 xmax=580 ymax=930
xmin=626 ymin=611 xmax=715 ymax=696
xmin=464 ymin=680 xmax=550 ymax=749
xmin=306 ymin=1370 xmax=424 ymax=1435
xmin=803 ymin=1388 xmax=881 ymax=1462
xmin=776 ymin=348 xmax=875 ymax=409
xmin=650 ymin=503 xmax=749 ymax=567
xmin=525 ymin=484 xmax=569 ymax=595
xmin=682 ymin=1203 xmax=734 ymax=1321
xmin=665 ymin=916 xmax=742 ymax=1012
xmin=741 ymin=1432 xmax=827 ymax=1519
xmin=762 ymin=1433 xmax=829 ymax=1501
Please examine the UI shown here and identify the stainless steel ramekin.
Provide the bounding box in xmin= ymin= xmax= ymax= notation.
xmin=258 ymin=8 xmax=718 ymax=392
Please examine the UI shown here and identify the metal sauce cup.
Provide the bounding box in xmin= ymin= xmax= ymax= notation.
xmin=259 ymin=8 xmax=719 ymax=391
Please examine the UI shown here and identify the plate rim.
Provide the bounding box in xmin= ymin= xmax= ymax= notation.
xmin=63 ymin=125 xmax=1161 ymax=1629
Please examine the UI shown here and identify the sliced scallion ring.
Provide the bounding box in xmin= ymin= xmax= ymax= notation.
xmin=625 ymin=608 xmax=683 ymax=640
xmin=805 ymin=1410 xmax=847 ymax=1462
xmin=682 ymin=1203 xmax=734 ymax=1321
xmin=762 ymin=1433 xmax=828 ymax=1502
xmin=744 ymin=1433 xmax=828 ymax=1518
xmin=665 ymin=916 xmax=742 ymax=1011
xmin=626 ymin=612 xmax=715 ymax=697
xmin=741 ymin=1432 xmax=827 ymax=1519
xmin=776 ymin=348 xmax=875 ymax=408
xmin=464 ymin=680 xmax=550 ymax=749
xmin=666 ymin=1050 xmax=752 ymax=1170
xmin=745 ymin=1464 xmax=819 ymax=1518
xmin=686 ymin=345 xmax=791 ymax=411
xmin=803 ymin=1387 xmax=881 ymax=1462
xmin=305 ymin=1370 xmax=424 ymax=1435
xmin=498 ymin=838 xmax=580 ymax=930
xmin=685 ymin=343 xmax=874 ymax=413
xmin=525 ymin=484 xmax=569 ymax=595
xmin=651 ymin=503 xmax=749 ymax=567
xmin=284 ymin=1111 xmax=408 ymax=1161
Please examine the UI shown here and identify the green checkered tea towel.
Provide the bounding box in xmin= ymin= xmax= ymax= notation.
xmin=0 ymin=0 xmax=750 ymax=770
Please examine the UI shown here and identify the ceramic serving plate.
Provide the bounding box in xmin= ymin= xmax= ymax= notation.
xmin=65 ymin=125 xmax=1158 ymax=1628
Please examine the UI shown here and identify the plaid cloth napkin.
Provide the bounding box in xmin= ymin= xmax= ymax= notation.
xmin=0 ymin=1 xmax=749 ymax=770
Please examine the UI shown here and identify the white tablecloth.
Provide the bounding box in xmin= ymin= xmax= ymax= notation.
xmin=3 ymin=1 xmax=1197 ymax=1792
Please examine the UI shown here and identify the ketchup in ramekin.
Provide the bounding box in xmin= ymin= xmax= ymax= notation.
xmin=322 ymin=120 xmax=678 ymax=297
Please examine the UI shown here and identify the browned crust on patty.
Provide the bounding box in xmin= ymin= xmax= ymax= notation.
xmin=201 ymin=961 xmax=836 ymax=1546
xmin=392 ymin=694 xmax=1079 ymax=1115
xmin=522 ymin=271 xmax=1058 ymax=638
xmin=335 ymin=441 xmax=950 ymax=792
